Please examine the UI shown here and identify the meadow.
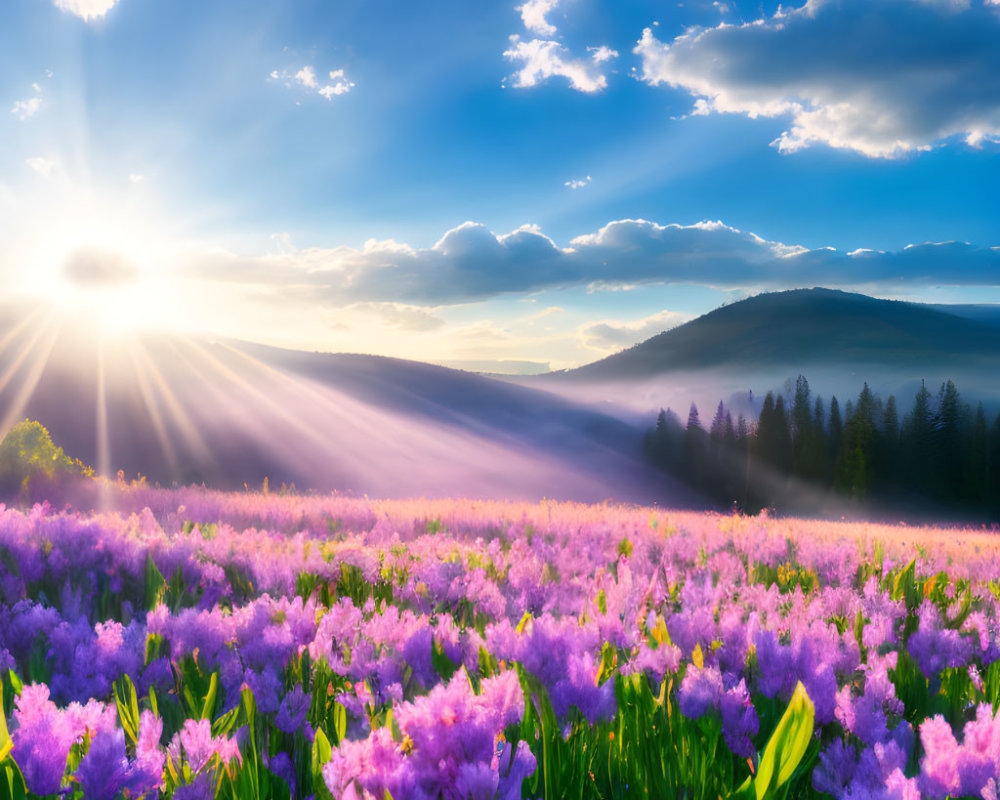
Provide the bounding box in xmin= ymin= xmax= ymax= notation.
xmin=2 ymin=485 xmax=1000 ymax=799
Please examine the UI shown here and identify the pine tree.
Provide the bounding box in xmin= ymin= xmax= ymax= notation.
xmin=967 ymin=402 xmax=988 ymax=505
xmin=791 ymin=375 xmax=814 ymax=479
xmin=901 ymin=380 xmax=934 ymax=495
xmin=773 ymin=395 xmax=793 ymax=473
xmin=683 ymin=402 xmax=709 ymax=489
xmin=881 ymin=394 xmax=900 ymax=490
xmin=836 ymin=383 xmax=878 ymax=498
xmin=710 ymin=401 xmax=727 ymax=444
xmin=934 ymin=380 xmax=965 ymax=501
xmin=723 ymin=411 xmax=736 ymax=446
xmin=828 ymin=396 xmax=842 ymax=484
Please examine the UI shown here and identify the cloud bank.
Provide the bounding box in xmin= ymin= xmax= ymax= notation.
xmin=634 ymin=0 xmax=1000 ymax=157
xmin=195 ymin=218 xmax=1000 ymax=306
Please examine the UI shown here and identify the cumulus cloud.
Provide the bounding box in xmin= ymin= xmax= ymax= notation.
xmin=634 ymin=0 xmax=1000 ymax=157
xmin=271 ymin=66 xmax=355 ymax=100
xmin=319 ymin=69 xmax=355 ymax=99
xmin=565 ymin=175 xmax=591 ymax=189
xmin=588 ymin=45 xmax=618 ymax=63
xmin=504 ymin=36 xmax=608 ymax=92
xmin=10 ymin=77 xmax=47 ymax=120
xmin=346 ymin=302 xmax=446 ymax=332
xmin=62 ymin=247 xmax=139 ymax=287
xmin=25 ymin=157 xmax=56 ymax=177
xmin=518 ymin=0 xmax=561 ymax=36
xmin=192 ymin=218 xmax=1000 ymax=307
xmin=579 ymin=309 xmax=695 ymax=351
xmin=53 ymin=0 xmax=120 ymax=21
xmin=11 ymin=97 xmax=42 ymax=120
xmin=294 ymin=66 xmax=318 ymax=89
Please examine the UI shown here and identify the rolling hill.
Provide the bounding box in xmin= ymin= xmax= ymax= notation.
xmin=552 ymin=288 xmax=1000 ymax=382
xmin=0 ymin=305 xmax=692 ymax=505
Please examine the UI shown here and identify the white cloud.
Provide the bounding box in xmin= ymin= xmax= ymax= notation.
xmin=191 ymin=217 xmax=1000 ymax=307
xmin=53 ymin=0 xmax=120 ymax=21
xmin=346 ymin=302 xmax=446 ymax=332
xmin=10 ymin=97 xmax=42 ymax=120
xmin=272 ymin=65 xmax=355 ymax=100
xmin=504 ymin=36 xmax=608 ymax=92
xmin=318 ymin=69 xmax=355 ymax=99
xmin=579 ymin=309 xmax=694 ymax=351
xmin=25 ymin=157 xmax=57 ymax=177
xmin=10 ymin=76 xmax=48 ymax=120
xmin=128 ymin=173 xmax=144 ymax=184
xmin=518 ymin=0 xmax=561 ymax=36
xmin=634 ymin=0 xmax=1000 ymax=157
xmin=294 ymin=66 xmax=318 ymax=89
xmin=565 ymin=175 xmax=592 ymax=189
xmin=588 ymin=45 xmax=619 ymax=63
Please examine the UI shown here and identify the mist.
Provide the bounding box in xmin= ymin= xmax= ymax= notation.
xmin=0 ymin=305 xmax=704 ymax=507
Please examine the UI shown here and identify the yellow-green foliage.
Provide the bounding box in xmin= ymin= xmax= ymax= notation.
xmin=0 ymin=420 xmax=92 ymax=494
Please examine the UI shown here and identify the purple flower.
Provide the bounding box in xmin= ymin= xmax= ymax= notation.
xmin=323 ymin=669 xmax=531 ymax=800
xmin=678 ymin=665 xmax=723 ymax=720
xmin=720 ymin=679 xmax=759 ymax=758
xmin=170 ymin=718 xmax=242 ymax=777
xmin=11 ymin=684 xmax=114 ymax=796
xmin=75 ymin=728 xmax=132 ymax=800
xmin=907 ymin=601 xmax=974 ymax=680
xmin=920 ymin=704 xmax=1000 ymax=799
xmin=275 ymin=684 xmax=313 ymax=738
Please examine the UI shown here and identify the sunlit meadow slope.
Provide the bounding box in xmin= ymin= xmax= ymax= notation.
xmin=2 ymin=487 xmax=1000 ymax=798
xmin=0 ymin=305 xmax=695 ymax=506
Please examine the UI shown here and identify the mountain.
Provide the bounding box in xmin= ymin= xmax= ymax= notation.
xmin=926 ymin=303 xmax=1000 ymax=328
xmin=549 ymin=288 xmax=1000 ymax=384
xmin=0 ymin=305 xmax=696 ymax=505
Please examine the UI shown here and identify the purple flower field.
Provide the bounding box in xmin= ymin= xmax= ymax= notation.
xmin=2 ymin=486 xmax=1000 ymax=798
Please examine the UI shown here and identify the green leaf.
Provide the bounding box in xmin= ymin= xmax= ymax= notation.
xmin=2 ymin=761 xmax=28 ymax=800
xmin=212 ymin=704 xmax=242 ymax=738
xmin=200 ymin=672 xmax=218 ymax=720
xmin=113 ymin=674 xmax=141 ymax=747
xmin=745 ymin=681 xmax=815 ymax=800
xmin=148 ymin=686 xmax=159 ymax=719
xmin=5 ymin=672 xmax=21 ymax=698
xmin=312 ymin=727 xmax=334 ymax=800
xmin=145 ymin=553 xmax=166 ymax=612
xmin=333 ymin=701 xmax=347 ymax=744
xmin=0 ymin=677 xmax=12 ymax=763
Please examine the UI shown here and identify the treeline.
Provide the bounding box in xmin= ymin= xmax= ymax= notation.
xmin=644 ymin=376 xmax=1000 ymax=517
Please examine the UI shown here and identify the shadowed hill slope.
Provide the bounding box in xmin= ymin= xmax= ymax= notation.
xmin=550 ymin=288 xmax=1000 ymax=382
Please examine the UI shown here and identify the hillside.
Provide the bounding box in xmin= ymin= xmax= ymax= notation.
xmin=0 ymin=305 xmax=693 ymax=505
xmin=549 ymin=288 xmax=1000 ymax=383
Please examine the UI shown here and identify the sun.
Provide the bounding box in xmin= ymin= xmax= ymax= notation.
xmin=10 ymin=186 xmax=181 ymax=336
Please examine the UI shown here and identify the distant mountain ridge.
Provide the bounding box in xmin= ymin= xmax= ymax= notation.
xmin=550 ymin=288 xmax=1000 ymax=382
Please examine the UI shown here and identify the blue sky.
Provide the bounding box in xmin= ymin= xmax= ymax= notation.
xmin=1 ymin=0 xmax=998 ymax=370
